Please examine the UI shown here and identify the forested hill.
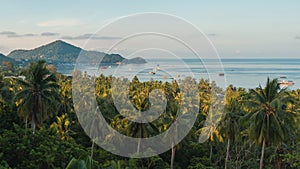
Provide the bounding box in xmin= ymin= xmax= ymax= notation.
xmin=0 ymin=53 xmax=14 ymax=63
xmin=6 ymin=40 xmax=146 ymax=64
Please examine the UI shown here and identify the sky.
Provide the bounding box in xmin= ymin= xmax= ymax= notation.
xmin=0 ymin=0 xmax=300 ymax=58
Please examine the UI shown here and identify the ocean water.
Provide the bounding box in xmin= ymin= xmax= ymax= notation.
xmin=57 ymin=58 xmax=300 ymax=90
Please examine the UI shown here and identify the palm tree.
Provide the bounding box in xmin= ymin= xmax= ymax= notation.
xmin=0 ymin=75 xmax=16 ymax=104
xmin=0 ymin=75 xmax=8 ymax=102
xmin=283 ymin=89 xmax=300 ymax=148
xmin=111 ymin=78 xmax=159 ymax=154
xmin=127 ymin=121 xmax=156 ymax=153
xmin=197 ymin=81 xmax=224 ymax=163
xmin=73 ymin=73 xmax=105 ymax=160
xmin=244 ymin=78 xmax=291 ymax=169
xmin=126 ymin=90 xmax=158 ymax=153
xmin=162 ymin=88 xmax=182 ymax=169
xmin=50 ymin=113 xmax=70 ymax=140
xmin=58 ymin=78 xmax=73 ymax=115
xmin=222 ymin=85 xmax=243 ymax=169
xmin=165 ymin=77 xmax=198 ymax=169
xmin=198 ymin=79 xmax=212 ymax=115
xmin=85 ymin=108 xmax=107 ymax=160
xmin=14 ymin=60 xmax=60 ymax=134
xmin=197 ymin=109 xmax=224 ymax=162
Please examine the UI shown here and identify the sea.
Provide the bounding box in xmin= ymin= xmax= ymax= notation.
xmin=57 ymin=58 xmax=300 ymax=90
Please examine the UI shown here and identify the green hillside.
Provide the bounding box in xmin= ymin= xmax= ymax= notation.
xmin=8 ymin=40 xmax=82 ymax=63
xmin=6 ymin=40 xmax=146 ymax=64
xmin=0 ymin=53 xmax=15 ymax=63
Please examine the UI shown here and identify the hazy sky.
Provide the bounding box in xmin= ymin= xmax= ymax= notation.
xmin=1 ymin=0 xmax=300 ymax=58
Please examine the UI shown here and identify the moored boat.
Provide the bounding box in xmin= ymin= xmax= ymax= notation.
xmin=278 ymin=79 xmax=295 ymax=86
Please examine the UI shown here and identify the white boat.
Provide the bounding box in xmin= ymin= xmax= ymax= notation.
xmin=149 ymin=66 xmax=158 ymax=75
xmin=156 ymin=64 xmax=161 ymax=70
xmin=278 ymin=79 xmax=295 ymax=86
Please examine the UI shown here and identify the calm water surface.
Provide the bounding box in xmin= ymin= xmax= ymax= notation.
xmin=57 ymin=58 xmax=300 ymax=90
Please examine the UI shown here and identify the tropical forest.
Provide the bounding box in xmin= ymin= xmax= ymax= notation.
xmin=0 ymin=60 xmax=299 ymax=169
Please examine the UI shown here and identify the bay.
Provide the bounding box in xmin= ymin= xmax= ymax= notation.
xmin=57 ymin=58 xmax=300 ymax=89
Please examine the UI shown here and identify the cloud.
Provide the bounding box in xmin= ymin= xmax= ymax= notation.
xmin=23 ymin=33 xmax=37 ymax=37
xmin=37 ymin=19 xmax=81 ymax=27
xmin=41 ymin=32 xmax=59 ymax=36
xmin=0 ymin=31 xmax=38 ymax=38
xmin=61 ymin=33 xmax=93 ymax=40
xmin=0 ymin=30 xmax=118 ymax=40
xmin=207 ymin=33 xmax=217 ymax=37
xmin=0 ymin=31 xmax=17 ymax=36
xmin=61 ymin=33 xmax=122 ymax=40
xmin=295 ymin=36 xmax=300 ymax=40
xmin=7 ymin=33 xmax=37 ymax=38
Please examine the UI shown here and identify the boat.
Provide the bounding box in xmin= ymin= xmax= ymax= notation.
xmin=218 ymin=73 xmax=225 ymax=76
xmin=99 ymin=66 xmax=111 ymax=70
xmin=149 ymin=66 xmax=158 ymax=75
xmin=278 ymin=79 xmax=295 ymax=86
xmin=101 ymin=66 xmax=109 ymax=69
xmin=156 ymin=64 xmax=161 ymax=70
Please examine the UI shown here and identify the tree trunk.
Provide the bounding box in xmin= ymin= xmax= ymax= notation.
xmin=260 ymin=139 xmax=266 ymax=169
xmin=171 ymin=142 xmax=176 ymax=169
xmin=225 ymin=138 xmax=230 ymax=169
xmin=277 ymin=147 xmax=282 ymax=169
xmin=137 ymin=138 xmax=141 ymax=153
xmin=210 ymin=142 xmax=213 ymax=162
xmin=277 ymin=158 xmax=282 ymax=169
xmin=25 ymin=118 xmax=28 ymax=130
xmin=31 ymin=114 xmax=35 ymax=134
xmin=91 ymin=140 xmax=95 ymax=160
xmin=235 ymin=143 xmax=239 ymax=169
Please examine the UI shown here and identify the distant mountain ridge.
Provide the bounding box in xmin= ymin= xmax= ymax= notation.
xmin=5 ymin=40 xmax=146 ymax=64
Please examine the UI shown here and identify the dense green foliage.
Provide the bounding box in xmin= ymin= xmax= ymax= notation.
xmin=0 ymin=60 xmax=299 ymax=168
